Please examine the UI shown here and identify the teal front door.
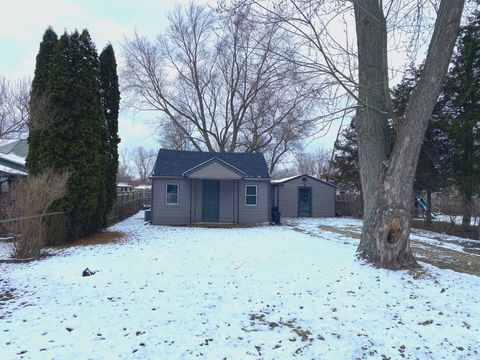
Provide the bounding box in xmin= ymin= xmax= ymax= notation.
xmin=202 ymin=180 xmax=220 ymax=221
xmin=298 ymin=187 xmax=312 ymax=217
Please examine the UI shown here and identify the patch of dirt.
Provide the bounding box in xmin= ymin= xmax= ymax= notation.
xmin=51 ymin=231 xmax=125 ymax=249
xmin=245 ymin=312 xmax=314 ymax=355
xmin=293 ymin=224 xmax=480 ymax=276
xmin=318 ymin=225 xmax=360 ymax=239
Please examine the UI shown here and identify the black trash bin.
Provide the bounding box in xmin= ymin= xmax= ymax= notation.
xmin=271 ymin=206 xmax=281 ymax=225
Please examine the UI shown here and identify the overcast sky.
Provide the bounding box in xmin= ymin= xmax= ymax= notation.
xmin=0 ymin=0 xmax=346 ymax=157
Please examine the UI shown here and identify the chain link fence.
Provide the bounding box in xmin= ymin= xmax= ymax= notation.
xmin=0 ymin=211 xmax=67 ymax=261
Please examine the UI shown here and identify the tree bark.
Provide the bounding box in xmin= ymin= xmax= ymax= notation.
xmin=354 ymin=0 xmax=464 ymax=269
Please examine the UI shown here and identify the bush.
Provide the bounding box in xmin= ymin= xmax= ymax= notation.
xmin=2 ymin=169 xmax=69 ymax=259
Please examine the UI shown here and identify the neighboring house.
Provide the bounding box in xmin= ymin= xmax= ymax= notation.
xmin=0 ymin=139 xmax=28 ymax=193
xmin=271 ymin=174 xmax=336 ymax=218
xmin=117 ymin=182 xmax=134 ymax=192
xmin=151 ymin=149 xmax=271 ymax=225
xmin=151 ymin=150 xmax=338 ymax=225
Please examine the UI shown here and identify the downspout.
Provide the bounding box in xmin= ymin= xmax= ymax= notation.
xmin=237 ymin=179 xmax=240 ymax=224
xmin=189 ymin=178 xmax=192 ymax=225
xmin=150 ymin=177 xmax=154 ymax=224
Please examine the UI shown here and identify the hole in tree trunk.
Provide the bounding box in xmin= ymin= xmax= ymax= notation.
xmin=387 ymin=218 xmax=401 ymax=244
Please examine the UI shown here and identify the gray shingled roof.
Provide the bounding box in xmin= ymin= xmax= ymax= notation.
xmin=153 ymin=149 xmax=270 ymax=179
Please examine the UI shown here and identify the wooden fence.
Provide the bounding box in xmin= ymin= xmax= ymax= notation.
xmin=336 ymin=194 xmax=362 ymax=218
xmin=107 ymin=190 xmax=151 ymax=225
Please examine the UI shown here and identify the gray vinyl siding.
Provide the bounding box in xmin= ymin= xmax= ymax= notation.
xmin=151 ymin=177 xmax=191 ymax=225
xmin=152 ymin=177 xmax=269 ymax=225
xmin=239 ymin=180 xmax=270 ymax=224
xmin=188 ymin=161 xmax=242 ymax=179
xmin=276 ymin=178 xmax=335 ymax=217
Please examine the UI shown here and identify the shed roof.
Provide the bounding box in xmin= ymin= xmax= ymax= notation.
xmin=153 ymin=149 xmax=270 ymax=179
xmin=271 ymin=174 xmax=337 ymax=188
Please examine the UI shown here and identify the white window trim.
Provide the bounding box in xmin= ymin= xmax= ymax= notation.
xmin=165 ymin=183 xmax=179 ymax=205
xmin=245 ymin=184 xmax=258 ymax=206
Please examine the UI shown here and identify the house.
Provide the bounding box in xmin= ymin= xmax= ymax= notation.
xmin=271 ymin=174 xmax=336 ymax=218
xmin=0 ymin=139 xmax=28 ymax=193
xmin=117 ymin=182 xmax=135 ymax=192
xmin=151 ymin=149 xmax=271 ymax=225
xmin=151 ymin=149 xmax=338 ymax=225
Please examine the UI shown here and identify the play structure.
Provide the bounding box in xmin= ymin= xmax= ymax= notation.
xmin=415 ymin=198 xmax=437 ymax=219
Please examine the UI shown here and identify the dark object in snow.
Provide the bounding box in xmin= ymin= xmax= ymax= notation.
xmin=82 ymin=268 xmax=95 ymax=277
xmin=66 ymin=327 xmax=73 ymax=332
xmin=144 ymin=209 xmax=152 ymax=222
xmin=271 ymin=206 xmax=281 ymax=225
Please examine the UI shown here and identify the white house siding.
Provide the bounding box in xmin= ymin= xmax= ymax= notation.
xmin=276 ymin=177 xmax=335 ymax=217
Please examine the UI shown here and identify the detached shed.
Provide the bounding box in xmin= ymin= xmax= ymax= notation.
xmin=271 ymin=174 xmax=336 ymax=218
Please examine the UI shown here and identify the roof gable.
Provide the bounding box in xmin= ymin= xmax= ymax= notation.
xmin=183 ymin=158 xmax=246 ymax=179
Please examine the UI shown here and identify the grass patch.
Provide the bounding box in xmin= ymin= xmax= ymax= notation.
xmin=52 ymin=231 xmax=125 ymax=249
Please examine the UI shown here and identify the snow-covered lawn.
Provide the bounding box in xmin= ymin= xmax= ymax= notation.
xmin=287 ymin=217 xmax=480 ymax=276
xmin=1 ymin=213 xmax=479 ymax=359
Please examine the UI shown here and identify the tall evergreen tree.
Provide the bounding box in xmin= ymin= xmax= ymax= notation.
xmin=330 ymin=121 xmax=361 ymax=194
xmin=99 ymin=44 xmax=121 ymax=220
xmin=441 ymin=12 xmax=480 ymax=230
xmin=26 ymin=27 xmax=58 ymax=175
xmin=39 ymin=30 xmax=106 ymax=238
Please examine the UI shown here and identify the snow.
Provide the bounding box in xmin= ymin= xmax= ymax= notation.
xmin=0 ymin=139 xmax=19 ymax=147
xmin=0 ymin=164 xmax=27 ymax=175
xmin=135 ymin=185 xmax=152 ymax=190
xmin=117 ymin=182 xmax=133 ymax=187
xmin=432 ymin=214 xmax=479 ymax=226
xmin=1 ymin=213 xmax=479 ymax=359
xmin=0 ymin=152 xmax=26 ymax=166
xmin=271 ymin=175 xmax=301 ymax=184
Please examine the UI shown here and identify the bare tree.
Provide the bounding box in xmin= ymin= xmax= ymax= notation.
xmin=122 ymin=2 xmax=318 ymax=172
xmin=247 ymin=0 xmax=466 ymax=268
xmin=2 ymin=169 xmax=69 ymax=259
xmin=293 ymin=148 xmax=330 ymax=179
xmin=117 ymin=148 xmax=133 ymax=183
xmin=157 ymin=117 xmax=194 ymax=151
xmin=0 ymin=76 xmax=30 ymax=139
xmin=130 ymin=146 xmax=156 ymax=183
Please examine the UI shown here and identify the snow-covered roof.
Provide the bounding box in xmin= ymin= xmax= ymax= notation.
xmin=0 ymin=138 xmax=19 ymax=148
xmin=0 ymin=152 xmax=25 ymax=166
xmin=135 ymin=185 xmax=151 ymax=190
xmin=117 ymin=182 xmax=133 ymax=188
xmin=271 ymin=175 xmax=300 ymax=184
xmin=271 ymin=174 xmax=337 ymax=188
xmin=0 ymin=138 xmax=28 ymax=157
xmin=0 ymin=164 xmax=27 ymax=176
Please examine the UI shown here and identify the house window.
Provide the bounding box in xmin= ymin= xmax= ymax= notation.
xmin=166 ymin=183 xmax=179 ymax=205
xmin=245 ymin=185 xmax=257 ymax=206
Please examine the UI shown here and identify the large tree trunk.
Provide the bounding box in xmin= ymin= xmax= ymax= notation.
xmin=354 ymin=0 xmax=464 ymax=269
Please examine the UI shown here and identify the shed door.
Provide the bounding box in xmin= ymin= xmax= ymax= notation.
xmin=298 ymin=187 xmax=312 ymax=217
xmin=202 ymin=180 xmax=220 ymax=221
